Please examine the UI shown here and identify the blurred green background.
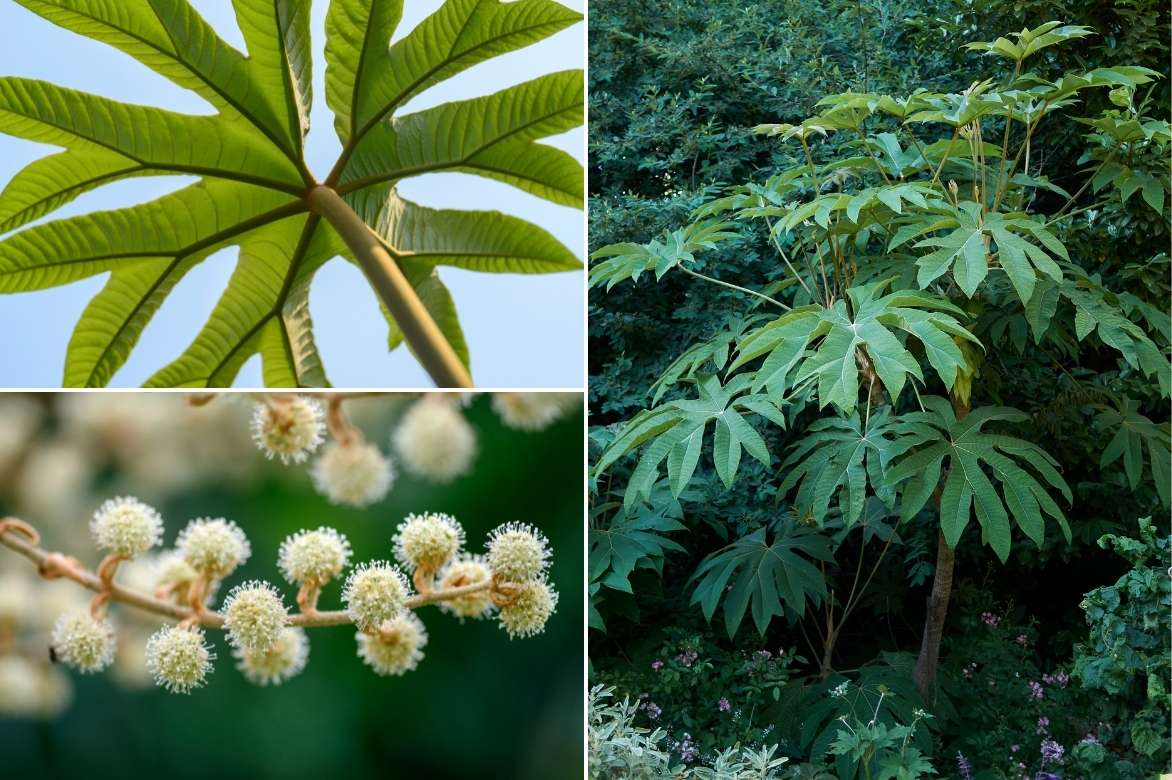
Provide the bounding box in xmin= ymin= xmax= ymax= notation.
xmin=0 ymin=394 xmax=584 ymax=780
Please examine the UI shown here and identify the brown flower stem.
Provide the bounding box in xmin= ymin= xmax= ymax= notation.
xmin=296 ymin=583 xmax=321 ymax=617
xmin=89 ymin=554 xmax=126 ymax=617
xmin=324 ymin=398 xmax=358 ymax=446
xmin=0 ymin=522 xmax=499 ymax=631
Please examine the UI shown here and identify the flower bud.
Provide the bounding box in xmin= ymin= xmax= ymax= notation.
xmin=90 ymin=496 xmax=163 ymax=558
xmin=491 ymin=393 xmax=578 ymax=431
xmin=177 ymin=517 xmax=251 ymax=578
xmin=51 ymin=611 xmax=116 ymax=673
xmin=234 ymin=627 xmax=308 ymax=686
xmin=486 ymin=522 xmax=551 ymax=582
xmin=311 ymin=441 xmax=394 ymax=508
xmin=145 ymin=625 xmax=214 ymax=694
xmin=251 ymin=396 xmax=325 ymax=464
xmin=498 ymin=579 xmax=558 ymax=639
xmin=392 ymin=398 xmax=477 ymax=482
xmin=437 ymin=554 xmax=494 ymax=621
xmin=355 ymin=613 xmax=427 ymax=676
xmin=343 ymin=561 xmax=410 ymax=631
xmin=278 ymin=527 xmax=352 ymax=586
xmin=393 ymin=512 xmax=464 ymax=573
xmin=222 ymin=581 xmax=288 ymax=652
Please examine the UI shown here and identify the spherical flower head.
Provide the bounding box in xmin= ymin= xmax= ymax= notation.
xmin=392 ymin=397 xmax=477 ymax=483
xmin=486 ymin=522 xmax=551 ymax=582
xmin=251 ymin=396 xmax=325 ymax=464
xmin=343 ymin=561 xmax=410 ymax=631
xmin=177 ymin=517 xmax=251 ymax=578
xmin=311 ymin=441 xmax=395 ymax=508
xmin=222 ymin=581 xmax=288 ymax=652
xmin=90 ymin=496 xmax=163 ymax=558
xmin=51 ymin=611 xmax=116 ymax=673
xmin=491 ymin=393 xmax=578 ymax=431
xmin=499 ymin=578 xmax=558 ymax=639
xmin=356 ymin=613 xmax=427 ymax=676
xmin=234 ymin=627 xmax=308 ymax=686
xmin=278 ymin=527 xmax=352 ymax=586
xmin=145 ymin=625 xmax=214 ymax=694
xmin=393 ymin=512 xmax=464 ymax=573
xmin=437 ymin=554 xmax=494 ymax=621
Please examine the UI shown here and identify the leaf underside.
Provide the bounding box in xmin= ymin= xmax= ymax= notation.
xmin=0 ymin=0 xmax=583 ymax=386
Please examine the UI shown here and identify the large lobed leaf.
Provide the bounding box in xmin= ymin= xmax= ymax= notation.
xmin=730 ymin=279 xmax=982 ymax=414
xmin=688 ymin=520 xmax=834 ymax=638
xmin=0 ymin=0 xmax=583 ymax=386
xmin=887 ymin=396 xmax=1073 ymax=562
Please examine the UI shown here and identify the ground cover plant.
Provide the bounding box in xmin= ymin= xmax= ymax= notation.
xmin=588 ymin=2 xmax=1170 ymax=776
xmin=0 ymin=0 xmax=584 ymax=388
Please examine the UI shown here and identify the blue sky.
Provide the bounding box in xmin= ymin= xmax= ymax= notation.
xmin=0 ymin=0 xmax=584 ymax=388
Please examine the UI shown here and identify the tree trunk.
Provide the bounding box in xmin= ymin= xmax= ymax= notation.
xmin=912 ymin=394 xmax=970 ymax=704
xmin=306 ymin=185 xmax=473 ymax=388
xmin=912 ymin=529 xmax=955 ymax=704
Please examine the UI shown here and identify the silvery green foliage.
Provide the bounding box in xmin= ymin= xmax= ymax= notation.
xmin=588 ymin=685 xmax=791 ymax=779
xmin=589 ymin=685 xmax=681 ymax=778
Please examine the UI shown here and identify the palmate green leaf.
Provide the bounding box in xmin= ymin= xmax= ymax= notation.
xmin=588 ymin=220 xmax=740 ymax=290
xmin=730 ymin=279 xmax=981 ymax=414
xmin=589 ymin=484 xmax=689 ymax=597
xmin=1061 ymin=276 xmax=1172 ymax=397
xmin=0 ymin=0 xmax=582 ymax=387
xmin=647 ymin=314 xmax=773 ymax=405
xmin=778 ymin=408 xmax=913 ymax=528
xmin=688 ymin=520 xmax=833 ymax=638
xmin=964 ymin=22 xmax=1092 ymax=63
xmin=887 ymin=397 xmax=1073 ymax=562
xmin=911 ymin=202 xmax=1066 ymax=302
xmin=1094 ymin=399 xmax=1171 ymax=507
xmin=594 ymin=374 xmax=786 ymax=504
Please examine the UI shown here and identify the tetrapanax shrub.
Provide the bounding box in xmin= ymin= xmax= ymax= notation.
xmin=0 ymin=0 xmax=585 ymax=388
xmin=590 ymin=21 xmax=1170 ymax=709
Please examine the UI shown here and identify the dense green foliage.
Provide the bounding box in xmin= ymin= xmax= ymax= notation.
xmin=588 ymin=1 xmax=1170 ymax=776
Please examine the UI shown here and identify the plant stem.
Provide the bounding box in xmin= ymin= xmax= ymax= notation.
xmin=305 ymin=186 xmax=472 ymax=388
xmin=678 ymin=266 xmax=790 ymax=310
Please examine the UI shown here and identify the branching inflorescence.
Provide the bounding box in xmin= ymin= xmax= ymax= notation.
xmin=0 ymin=507 xmax=557 ymax=693
xmin=0 ymin=391 xmax=576 ymax=697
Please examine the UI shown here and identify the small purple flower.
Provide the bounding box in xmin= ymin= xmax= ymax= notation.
xmin=1034 ymin=773 xmax=1062 ymax=780
xmin=675 ymin=649 xmax=698 ymax=668
xmin=1011 ymin=744 xmax=1021 ymax=753
xmin=1040 ymin=739 xmax=1065 ymax=764
xmin=1036 ymin=716 xmax=1050 ymax=735
xmin=673 ymin=733 xmax=699 ymax=763
xmin=1028 ymin=681 xmax=1044 ymax=700
xmin=651 ymin=659 xmax=664 ymax=671
xmin=717 ymin=697 xmax=730 ymax=712
xmin=981 ymin=611 xmax=1000 ymax=627
xmin=640 ymin=701 xmax=662 ymax=720
xmin=1016 ymin=633 xmax=1030 ymax=646
xmin=956 ymin=751 xmax=974 ymax=780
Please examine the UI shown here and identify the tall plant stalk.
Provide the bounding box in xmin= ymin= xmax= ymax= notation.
xmin=306 ymin=187 xmax=472 ymax=388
